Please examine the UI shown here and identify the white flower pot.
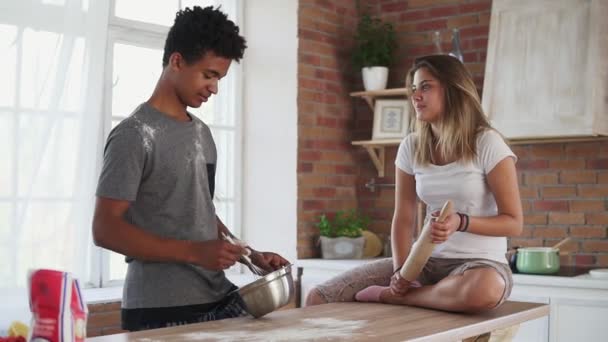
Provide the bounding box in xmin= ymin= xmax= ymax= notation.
xmin=362 ymin=66 xmax=389 ymax=91
xmin=319 ymin=236 xmax=365 ymax=259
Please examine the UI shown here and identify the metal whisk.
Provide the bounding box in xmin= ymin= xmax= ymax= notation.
xmin=222 ymin=233 xmax=268 ymax=277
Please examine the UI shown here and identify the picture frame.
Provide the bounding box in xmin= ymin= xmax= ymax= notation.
xmin=372 ymin=99 xmax=411 ymax=140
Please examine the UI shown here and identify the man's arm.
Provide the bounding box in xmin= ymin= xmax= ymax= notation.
xmin=93 ymin=197 xmax=245 ymax=270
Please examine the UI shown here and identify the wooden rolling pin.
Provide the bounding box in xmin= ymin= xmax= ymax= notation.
xmin=399 ymin=200 xmax=453 ymax=282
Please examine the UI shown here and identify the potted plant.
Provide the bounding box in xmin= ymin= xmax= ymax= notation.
xmin=352 ymin=3 xmax=397 ymax=91
xmin=316 ymin=210 xmax=369 ymax=259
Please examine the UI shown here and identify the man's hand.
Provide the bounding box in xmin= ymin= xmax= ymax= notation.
xmin=249 ymin=251 xmax=290 ymax=272
xmin=189 ymin=240 xmax=247 ymax=271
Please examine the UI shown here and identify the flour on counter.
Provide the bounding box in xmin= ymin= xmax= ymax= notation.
xmin=135 ymin=317 xmax=369 ymax=341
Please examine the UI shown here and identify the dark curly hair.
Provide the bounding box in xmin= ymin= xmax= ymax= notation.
xmin=162 ymin=6 xmax=246 ymax=67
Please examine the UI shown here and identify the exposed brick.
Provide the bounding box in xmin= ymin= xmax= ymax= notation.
xmin=524 ymin=214 xmax=547 ymax=225
xmin=302 ymin=200 xmax=325 ymax=211
xmin=459 ymin=25 xmax=490 ymax=38
xmin=529 ymin=145 xmax=564 ymax=158
xmin=519 ymin=186 xmax=539 ymax=199
xmin=582 ymin=241 xmax=608 ymax=253
xmin=569 ymin=200 xmax=605 ymax=212
xmin=509 ymin=238 xmax=543 ymax=248
xmin=525 ymin=173 xmax=558 ymax=185
xmin=549 ymin=159 xmax=585 ymax=170
xmin=573 ymin=254 xmax=596 ymax=266
xmin=565 ymin=143 xmax=602 ymax=158
xmin=578 ymin=185 xmax=608 ymax=198
xmin=478 ymin=12 xmax=491 ymax=26
xmin=586 ymin=213 xmax=608 ymax=225
xmin=415 ymin=19 xmax=448 ymax=31
xmin=460 ymin=0 xmax=492 ymax=13
xmin=517 ymin=160 xmax=549 ymax=170
xmin=408 ymin=0 xmax=461 ymax=8
xmin=447 ymin=15 xmax=478 ymax=29
xmin=400 ymin=9 xmax=430 ymax=21
xmin=521 ymin=200 xmax=532 ymax=213
xmin=549 ymin=212 xmax=585 ymax=224
xmin=532 ymin=227 xmax=568 ymax=238
xmin=570 ymin=226 xmax=607 ymax=238
xmin=401 ymin=32 xmax=431 ymax=45
xmin=596 ymin=255 xmax=608 ymax=267
xmin=560 ymin=171 xmax=596 ymax=184
xmin=587 ymin=159 xmax=608 ymax=169
xmin=542 ymin=186 xmax=577 ymax=198
xmin=313 ymin=187 xmax=337 ymax=198
xmin=429 ymin=5 xmax=459 ymax=17
xmin=533 ymin=200 xmax=568 ymax=212
xmin=381 ymin=2 xmax=408 ymax=12
xmin=598 ymin=171 xmax=608 ymax=183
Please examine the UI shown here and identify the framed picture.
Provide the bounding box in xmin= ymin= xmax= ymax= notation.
xmin=372 ymin=99 xmax=411 ymax=140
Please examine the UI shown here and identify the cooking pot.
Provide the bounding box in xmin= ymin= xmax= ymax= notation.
xmin=515 ymin=247 xmax=560 ymax=274
xmin=509 ymin=238 xmax=570 ymax=275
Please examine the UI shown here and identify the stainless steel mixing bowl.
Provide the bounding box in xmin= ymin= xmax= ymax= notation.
xmin=237 ymin=264 xmax=294 ymax=318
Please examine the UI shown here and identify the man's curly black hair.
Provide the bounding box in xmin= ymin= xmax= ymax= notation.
xmin=162 ymin=6 xmax=246 ymax=67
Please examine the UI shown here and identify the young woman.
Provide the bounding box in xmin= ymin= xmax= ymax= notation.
xmin=306 ymin=55 xmax=522 ymax=313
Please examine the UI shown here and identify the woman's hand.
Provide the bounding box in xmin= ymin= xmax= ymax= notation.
xmin=430 ymin=211 xmax=461 ymax=243
xmin=389 ymin=272 xmax=421 ymax=296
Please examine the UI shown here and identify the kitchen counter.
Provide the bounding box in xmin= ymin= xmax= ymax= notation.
xmin=87 ymin=301 xmax=548 ymax=342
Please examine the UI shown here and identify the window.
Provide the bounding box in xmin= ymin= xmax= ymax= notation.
xmin=0 ymin=0 xmax=243 ymax=290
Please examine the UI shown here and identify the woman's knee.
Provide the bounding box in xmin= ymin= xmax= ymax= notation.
xmin=305 ymin=288 xmax=328 ymax=306
xmin=461 ymin=270 xmax=505 ymax=312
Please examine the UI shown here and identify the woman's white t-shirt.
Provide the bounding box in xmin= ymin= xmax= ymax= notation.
xmin=395 ymin=129 xmax=516 ymax=264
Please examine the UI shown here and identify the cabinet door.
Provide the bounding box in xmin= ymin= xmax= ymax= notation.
xmin=508 ymin=293 xmax=550 ymax=342
xmin=550 ymin=297 xmax=608 ymax=342
xmin=482 ymin=0 xmax=608 ymax=139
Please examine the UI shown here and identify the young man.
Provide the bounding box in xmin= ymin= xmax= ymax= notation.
xmin=93 ymin=6 xmax=289 ymax=331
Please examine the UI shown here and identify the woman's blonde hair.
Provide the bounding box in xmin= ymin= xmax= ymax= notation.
xmin=406 ymin=55 xmax=493 ymax=165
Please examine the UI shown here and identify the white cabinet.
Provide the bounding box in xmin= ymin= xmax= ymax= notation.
xmin=482 ymin=0 xmax=608 ymax=139
xmin=507 ymin=292 xmax=550 ymax=342
xmin=550 ymin=297 xmax=608 ymax=342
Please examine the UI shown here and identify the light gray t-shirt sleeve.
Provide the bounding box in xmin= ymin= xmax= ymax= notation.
xmin=96 ymin=126 xmax=146 ymax=201
xmin=478 ymin=129 xmax=517 ymax=174
xmin=395 ymin=133 xmax=417 ymax=175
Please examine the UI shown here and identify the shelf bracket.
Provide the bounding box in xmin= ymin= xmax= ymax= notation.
xmin=364 ymin=145 xmax=385 ymax=177
xmin=362 ymin=96 xmax=374 ymax=110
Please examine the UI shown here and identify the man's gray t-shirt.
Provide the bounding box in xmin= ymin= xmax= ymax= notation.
xmin=96 ymin=102 xmax=234 ymax=309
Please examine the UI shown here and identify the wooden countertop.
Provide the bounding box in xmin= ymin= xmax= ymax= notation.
xmin=88 ymin=301 xmax=548 ymax=341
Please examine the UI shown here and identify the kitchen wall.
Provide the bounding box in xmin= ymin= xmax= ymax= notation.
xmin=297 ymin=0 xmax=608 ymax=266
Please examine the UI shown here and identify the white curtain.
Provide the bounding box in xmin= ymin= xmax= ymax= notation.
xmin=0 ymin=0 xmax=110 ymax=290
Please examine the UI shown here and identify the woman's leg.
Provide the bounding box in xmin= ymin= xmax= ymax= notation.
xmin=305 ymin=258 xmax=393 ymax=306
xmin=380 ymin=267 xmax=506 ymax=313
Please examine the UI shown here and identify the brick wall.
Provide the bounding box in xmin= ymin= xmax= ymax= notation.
xmin=297 ymin=0 xmax=361 ymax=258
xmin=297 ymin=0 xmax=608 ymax=266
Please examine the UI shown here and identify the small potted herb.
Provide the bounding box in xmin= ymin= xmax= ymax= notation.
xmin=316 ymin=210 xmax=369 ymax=259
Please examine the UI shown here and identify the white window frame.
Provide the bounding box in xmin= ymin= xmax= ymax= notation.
xmin=93 ymin=0 xmax=244 ymax=288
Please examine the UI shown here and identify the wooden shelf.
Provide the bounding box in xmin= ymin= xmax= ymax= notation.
xmin=507 ymin=135 xmax=608 ymax=145
xmin=352 ymin=139 xmax=401 ymax=177
xmin=350 ymin=88 xmax=408 ymax=110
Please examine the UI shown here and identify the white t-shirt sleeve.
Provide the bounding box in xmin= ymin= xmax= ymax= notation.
xmin=478 ymin=129 xmax=517 ymax=174
xmin=395 ymin=133 xmax=417 ymax=175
